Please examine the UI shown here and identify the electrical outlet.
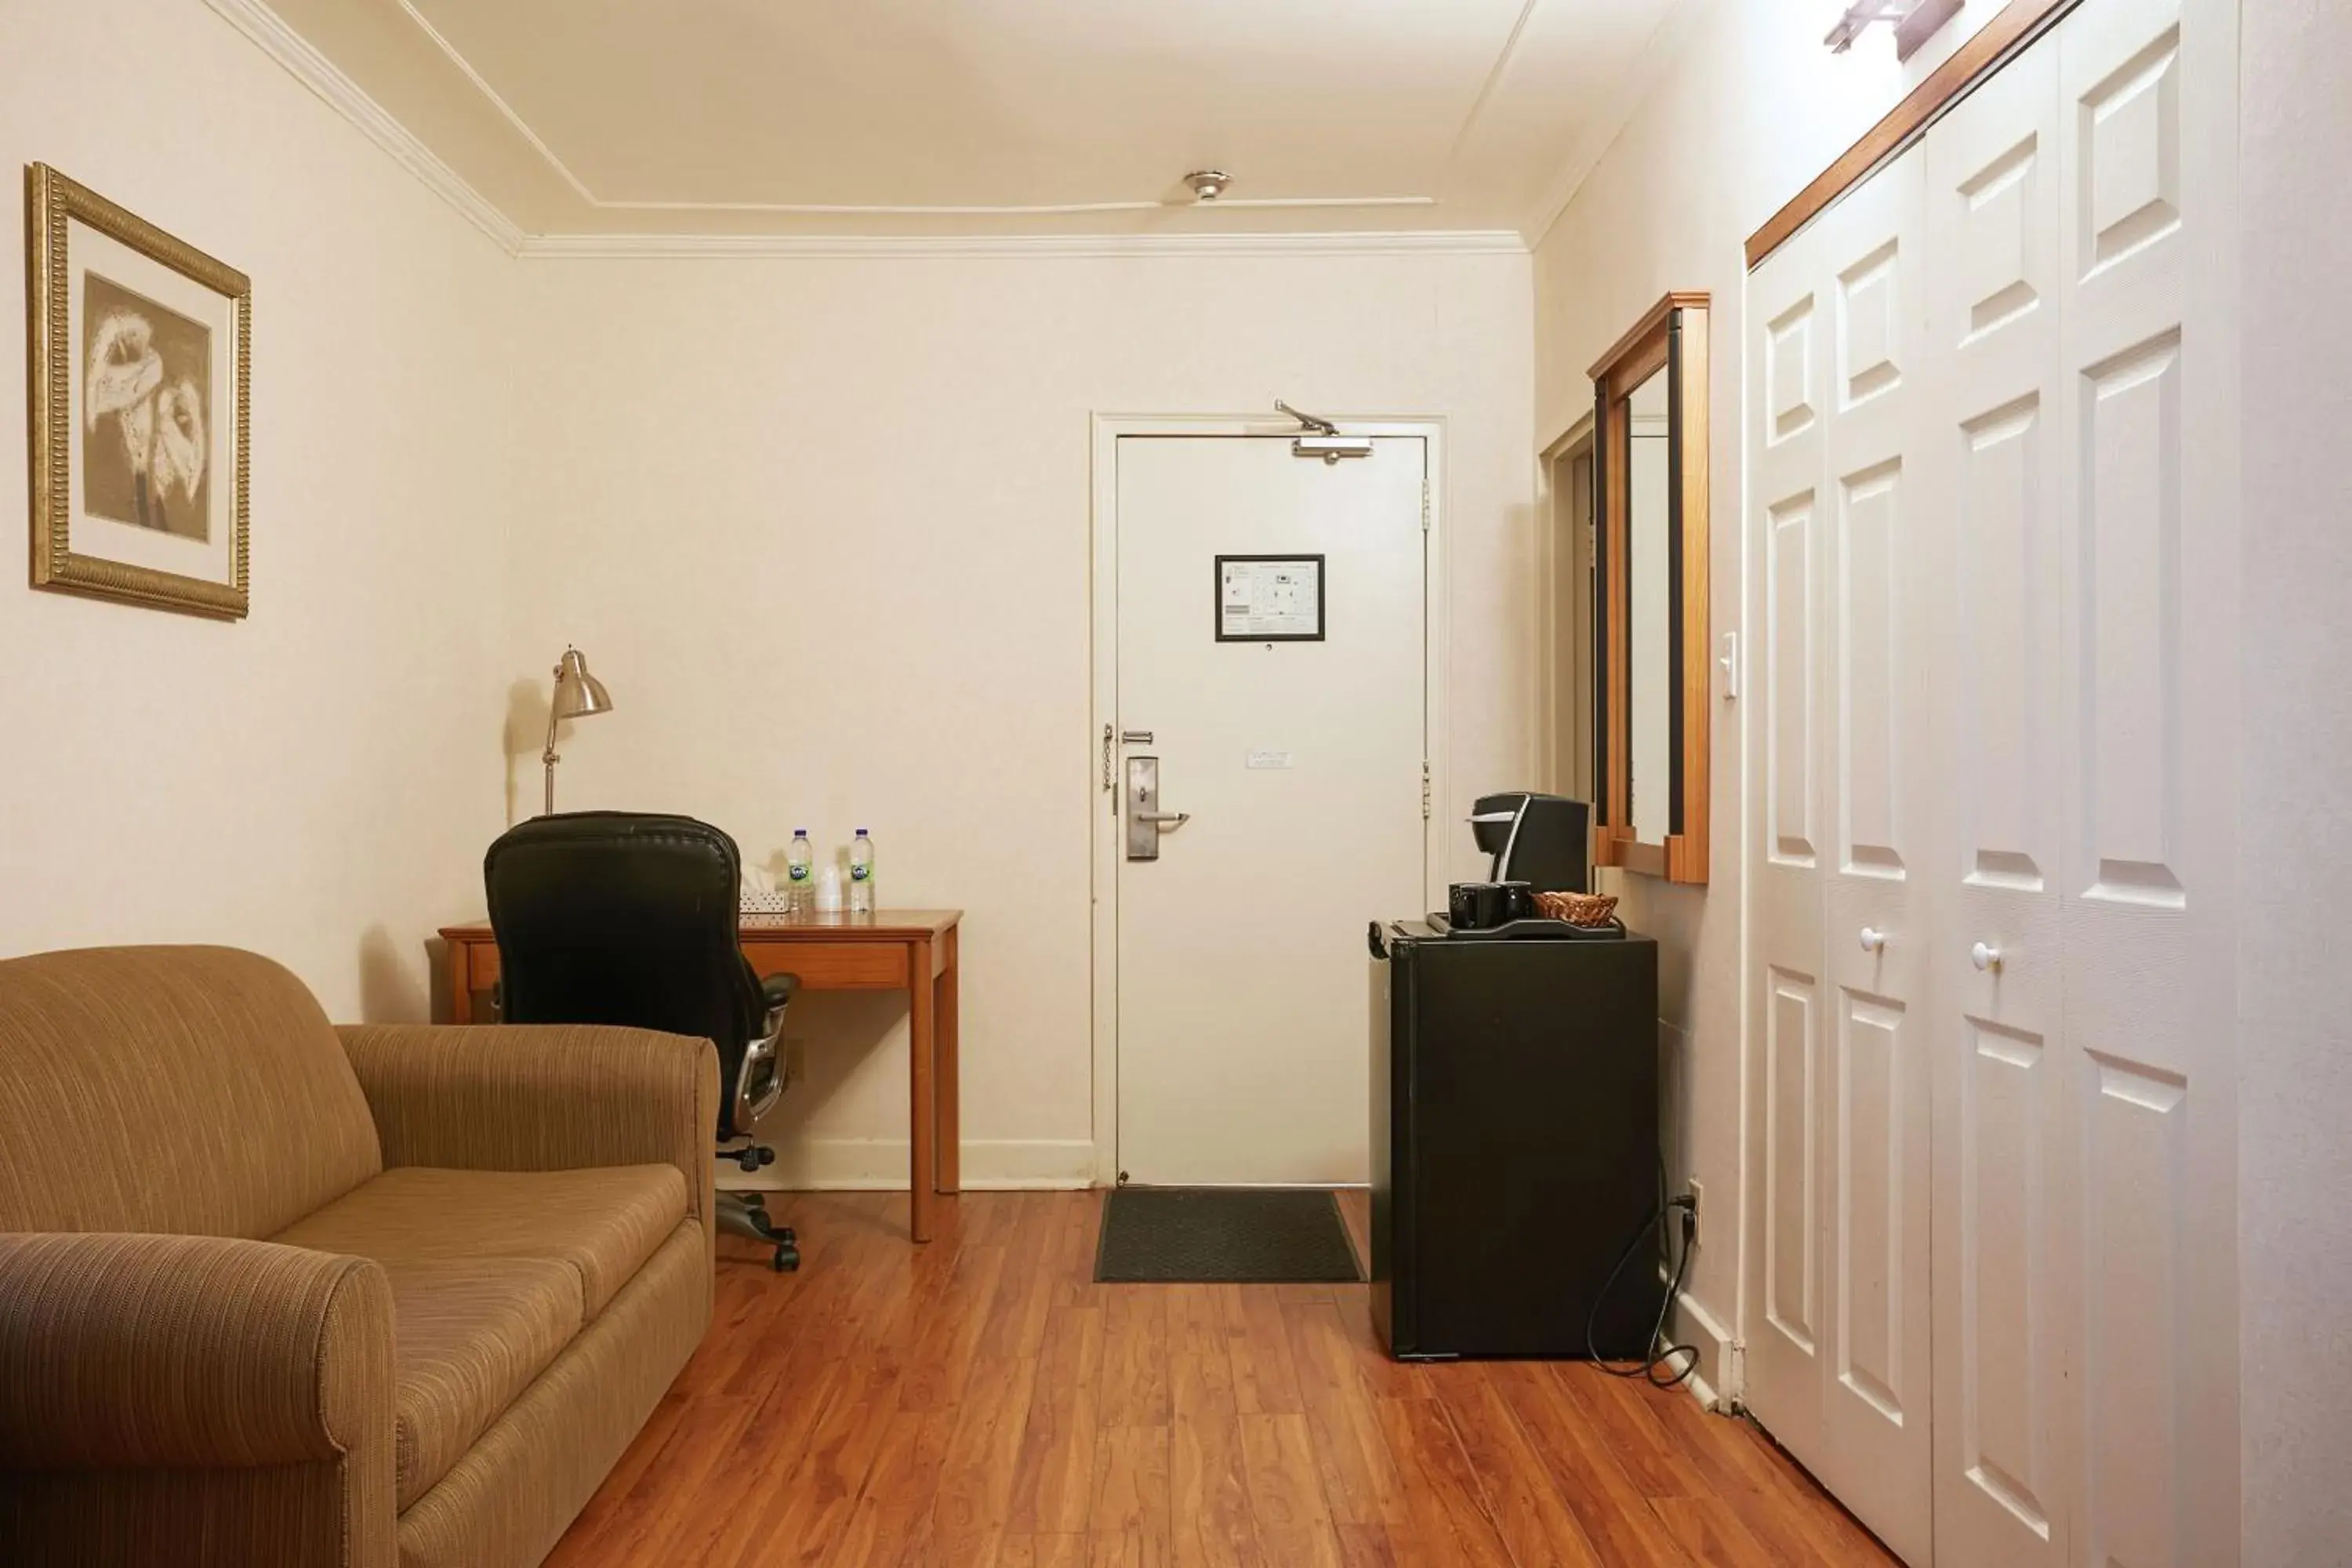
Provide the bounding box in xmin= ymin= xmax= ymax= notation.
xmin=1686 ymin=1179 xmax=1704 ymax=1240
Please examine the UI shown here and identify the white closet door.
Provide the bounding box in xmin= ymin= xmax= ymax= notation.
xmin=1916 ymin=0 xmax=2241 ymax=1563
xmin=2051 ymin=0 xmax=2240 ymax=1561
xmin=1815 ymin=146 xmax=1936 ymax=1567
xmin=1749 ymin=4 xmax=2240 ymax=1563
xmin=1923 ymin=38 xmax=2073 ymax=1568
xmin=1744 ymin=212 xmax=1831 ymax=1467
xmin=1744 ymin=145 xmax=1937 ymax=1564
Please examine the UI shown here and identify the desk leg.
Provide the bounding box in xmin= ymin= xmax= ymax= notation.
xmin=447 ymin=940 xmax=474 ymax=1025
xmin=909 ymin=937 xmax=937 ymax=1243
xmin=936 ymin=924 xmax=960 ymax=1194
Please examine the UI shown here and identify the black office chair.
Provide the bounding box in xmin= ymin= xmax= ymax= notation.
xmin=484 ymin=810 xmax=801 ymax=1271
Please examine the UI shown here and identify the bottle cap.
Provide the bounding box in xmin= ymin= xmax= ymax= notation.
xmin=855 ymin=827 xmax=869 ymax=835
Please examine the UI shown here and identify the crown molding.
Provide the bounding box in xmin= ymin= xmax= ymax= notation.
xmin=204 ymin=0 xmax=525 ymax=254
xmin=517 ymin=230 xmax=1528 ymax=261
xmin=205 ymin=0 xmax=1533 ymax=261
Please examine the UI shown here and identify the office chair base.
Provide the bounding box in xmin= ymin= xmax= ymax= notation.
xmin=737 ymin=1189 xmax=796 ymax=1245
xmin=718 ymin=1189 xmax=800 ymax=1272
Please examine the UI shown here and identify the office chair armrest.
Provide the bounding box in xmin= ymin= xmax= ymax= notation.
xmin=0 ymin=1232 xmax=398 ymax=1563
xmin=338 ymin=1025 xmax=718 ymax=1243
xmin=758 ymin=971 xmax=800 ymax=1040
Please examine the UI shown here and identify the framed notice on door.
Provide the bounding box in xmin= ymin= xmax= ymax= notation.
xmin=1216 ymin=554 xmax=1324 ymax=642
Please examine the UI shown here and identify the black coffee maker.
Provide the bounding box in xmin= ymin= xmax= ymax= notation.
xmin=1469 ymin=792 xmax=1590 ymax=893
xmin=1431 ymin=793 xmax=1606 ymax=941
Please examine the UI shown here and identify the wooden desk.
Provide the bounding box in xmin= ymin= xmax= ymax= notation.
xmin=437 ymin=910 xmax=963 ymax=1242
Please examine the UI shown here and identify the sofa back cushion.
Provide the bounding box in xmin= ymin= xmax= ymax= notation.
xmin=0 ymin=946 xmax=383 ymax=1237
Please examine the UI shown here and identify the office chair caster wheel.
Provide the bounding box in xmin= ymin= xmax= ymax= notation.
xmin=771 ymin=1243 xmax=800 ymax=1272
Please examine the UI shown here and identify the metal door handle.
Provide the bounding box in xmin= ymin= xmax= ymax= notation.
xmin=1972 ymin=941 xmax=2002 ymax=972
xmin=1125 ymin=756 xmax=1189 ymax=860
xmin=1859 ymin=927 xmax=1888 ymax=953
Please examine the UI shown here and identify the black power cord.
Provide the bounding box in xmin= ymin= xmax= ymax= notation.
xmin=1584 ymin=1161 xmax=1701 ymax=1388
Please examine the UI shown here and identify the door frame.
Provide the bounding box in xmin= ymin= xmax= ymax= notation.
xmin=1537 ymin=415 xmax=1597 ymax=802
xmin=1087 ymin=413 xmax=1450 ymax=1187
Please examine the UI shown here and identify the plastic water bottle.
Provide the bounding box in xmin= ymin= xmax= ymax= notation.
xmin=848 ymin=828 xmax=877 ymax=916
xmin=785 ymin=829 xmax=814 ymax=916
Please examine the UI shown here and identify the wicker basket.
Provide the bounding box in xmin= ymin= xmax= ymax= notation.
xmin=1534 ymin=890 xmax=1619 ymax=928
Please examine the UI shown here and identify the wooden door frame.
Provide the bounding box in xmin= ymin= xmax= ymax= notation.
xmin=1087 ymin=413 xmax=1449 ymax=1187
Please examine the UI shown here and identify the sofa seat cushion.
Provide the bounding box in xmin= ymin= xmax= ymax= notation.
xmin=272 ymin=1163 xmax=688 ymax=1320
xmin=379 ymin=1254 xmax=582 ymax=1508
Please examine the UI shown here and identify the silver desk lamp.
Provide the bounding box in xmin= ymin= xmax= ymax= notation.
xmin=540 ymin=645 xmax=613 ymax=815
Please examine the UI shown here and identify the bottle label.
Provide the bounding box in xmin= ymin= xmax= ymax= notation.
xmin=850 ymin=866 xmax=871 ymax=881
xmin=788 ymin=866 xmax=809 ymax=882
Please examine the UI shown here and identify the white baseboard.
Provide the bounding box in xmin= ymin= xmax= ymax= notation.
xmin=1672 ymin=1285 xmax=1737 ymax=1410
xmin=719 ymin=1138 xmax=1097 ymax=1192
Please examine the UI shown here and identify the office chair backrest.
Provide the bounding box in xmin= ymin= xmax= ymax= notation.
xmin=485 ymin=811 xmax=761 ymax=1066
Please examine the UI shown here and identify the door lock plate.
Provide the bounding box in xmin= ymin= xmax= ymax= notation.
xmin=1123 ymin=756 xmax=1192 ymax=859
xmin=1126 ymin=756 xmax=1163 ymax=860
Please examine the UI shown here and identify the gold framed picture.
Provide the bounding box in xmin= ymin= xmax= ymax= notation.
xmin=25 ymin=163 xmax=250 ymax=619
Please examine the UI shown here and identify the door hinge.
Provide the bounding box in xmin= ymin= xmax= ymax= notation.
xmin=1421 ymin=761 xmax=1432 ymax=820
xmin=1102 ymin=724 xmax=1114 ymax=793
xmin=1421 ymin=481 xmax=1431 ymax=532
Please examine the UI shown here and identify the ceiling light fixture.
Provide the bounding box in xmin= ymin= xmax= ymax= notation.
xmin=1185 ymin=169 xmax=1234 ymax=203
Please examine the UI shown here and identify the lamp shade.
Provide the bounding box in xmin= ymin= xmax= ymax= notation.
xmin=551 ymin=646 xmax=613 ymax=720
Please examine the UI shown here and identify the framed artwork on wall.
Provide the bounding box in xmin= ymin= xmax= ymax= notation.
xmin=24 ymin=163 xmax=250 ymax=619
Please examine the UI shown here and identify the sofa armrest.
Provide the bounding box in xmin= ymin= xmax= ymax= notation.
xmin=0 ymin=1232 xmax=397 ymax=1566
xmin=0 ymin=1232 xmax=391 ymax=1469
xmin=338 ymin=1024 xmax=717 ymax=1241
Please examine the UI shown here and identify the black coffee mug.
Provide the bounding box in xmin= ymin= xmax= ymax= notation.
xmin=1448 ymin=881 xmax=1505 ymax=930
xmin=1497 ymin=881 xmax=1537 ymax=921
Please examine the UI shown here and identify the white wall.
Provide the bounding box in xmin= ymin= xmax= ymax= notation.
xmin=1530 ymin=0 xmax=2005 ymax=1392
xmin=506 ymin=249 xmax=1537 ymax=1187
xmin=2238 ymin=1 xmax=2352 ymax=1556
xmin=0 ymin=0 xmax=515 ymax=1020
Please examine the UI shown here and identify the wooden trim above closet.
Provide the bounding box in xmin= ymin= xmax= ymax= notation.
xmin=1744 ymin=0 xmax=2084 ymax=269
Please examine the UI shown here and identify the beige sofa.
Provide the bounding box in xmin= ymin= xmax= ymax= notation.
xmin=0 ymin=946 xmax=718 ymax=1568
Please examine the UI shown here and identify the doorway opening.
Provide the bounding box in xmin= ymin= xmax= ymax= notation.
xmin=1543 ymin=419 xmax=1598 ymax=808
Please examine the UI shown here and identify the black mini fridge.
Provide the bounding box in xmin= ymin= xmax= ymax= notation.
xmin=1367 ymin=919 xmax=1661 ymax=1359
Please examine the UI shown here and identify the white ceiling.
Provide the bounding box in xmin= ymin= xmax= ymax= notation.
xmin=252 ymin=0 xmax=1682 ymax=242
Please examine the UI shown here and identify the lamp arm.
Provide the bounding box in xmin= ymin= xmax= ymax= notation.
xmin=542 ymin=697 xmax=561 ymax=816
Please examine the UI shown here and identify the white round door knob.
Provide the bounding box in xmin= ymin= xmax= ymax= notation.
xmin=1971 ymin=941 xmax=2002 ymax=972
xmin=1859 ymin=927 xmax=1888 ymax=953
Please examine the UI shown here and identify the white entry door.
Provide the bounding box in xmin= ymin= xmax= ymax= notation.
xmin=1111 ymin=434 xmax=1428 ymax=1186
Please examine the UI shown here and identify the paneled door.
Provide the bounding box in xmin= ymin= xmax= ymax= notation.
xmin=1744 ymin=204 xmax=1831 ymax=1473
xmin=1748 ymin=2 xmax=2239 ymax=1563
xmin=1744 ymin=145 xmax=1936 ymax=1566
xmin=1924 ymin=0 xmax=2241 ymax=1560
xmin=1110 ymin=434 xmax=1428 ymax=1186
xmin=1922 ymin=37 xmax=2073 ymax=1567
xmin=1814 ymin=143 xmax=1936 ymax=1566
xmin=2044 ymin=0 xmax=2240 ymax=1560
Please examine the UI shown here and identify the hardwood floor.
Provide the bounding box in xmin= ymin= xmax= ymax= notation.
xmin=545 ymin=1191 xmax=1895 ymax=1567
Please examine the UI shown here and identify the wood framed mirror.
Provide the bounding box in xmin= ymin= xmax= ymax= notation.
xmin=1591 ymin=291 xmax=1710 ymax=884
